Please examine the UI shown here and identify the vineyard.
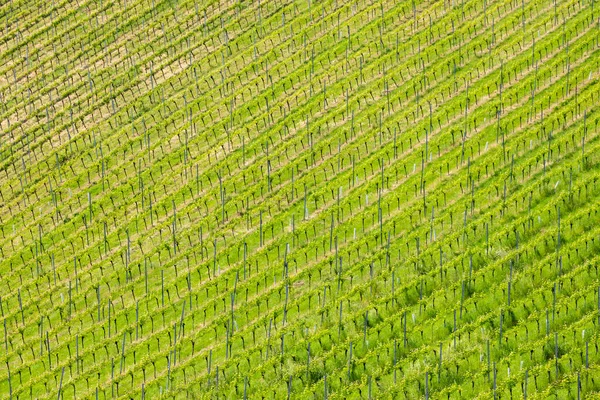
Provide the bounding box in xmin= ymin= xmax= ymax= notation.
xmin=1 ymin=0 xmax=600 ymax=398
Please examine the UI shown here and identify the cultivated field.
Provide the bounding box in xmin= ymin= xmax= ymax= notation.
xmin=1 ymin=0 xmax=599 ymax=398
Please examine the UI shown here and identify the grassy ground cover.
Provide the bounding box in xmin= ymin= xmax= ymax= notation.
xmin=1 ymin=0 xmax=600 ymax=398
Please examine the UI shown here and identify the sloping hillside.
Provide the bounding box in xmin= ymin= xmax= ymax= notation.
xmin=1 ymin=0 xmax=599 ymax=398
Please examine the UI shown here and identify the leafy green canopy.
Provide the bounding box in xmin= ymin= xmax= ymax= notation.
xmin=0 ymin=0 xmax=599 ymax=398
